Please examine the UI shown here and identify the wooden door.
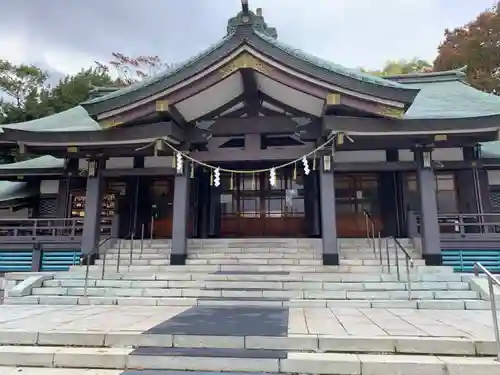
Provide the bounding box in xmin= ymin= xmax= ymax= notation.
xmin=220 ymin=170 xmax=306 ymax=237
xmin=149 ymin=178 xmax=174 ymax=238
xmin=335 ymin=173 xmax=382 ymax=237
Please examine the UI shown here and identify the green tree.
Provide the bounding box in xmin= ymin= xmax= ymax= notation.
xmin=362 ymin=58 xmax=432 ymax=76
xmin=0 ymin=60 xmax=49 ymax=123
xmin=46 ymin=67 xmax=114 ymax=114
xmin=95 ymin=53 xmax=171 ymax=85
xmin=433 ymin=3 xmax=500 ymax=93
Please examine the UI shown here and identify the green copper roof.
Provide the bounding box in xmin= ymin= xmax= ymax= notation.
xmin=253 ymin=30 xmax=410 ymax=90
xmin=480 ymin=142 xmax=500 ymax=158
xmin=0 ymin=106 xmax=100 ymax=132
xmin=401 ymin=80 xmax=500 ymax=119
xmin=0 ymin=156 xmax=64 ymax=170
xmin=0 ymin=181 xmax=34 ymax=202
xmin=82 ymin=33 xmax=236 ymax=106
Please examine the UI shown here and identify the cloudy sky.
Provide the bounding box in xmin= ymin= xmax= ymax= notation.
xmin=0 ymin=0 xmax=496 ymax=77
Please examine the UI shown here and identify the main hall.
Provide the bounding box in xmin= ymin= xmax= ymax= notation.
xmin=0 ymin=0 xmax=500 ymax=268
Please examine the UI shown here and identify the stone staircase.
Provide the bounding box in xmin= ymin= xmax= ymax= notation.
xmin=3 ymin=238 xmax=486 ymax=308
xmin=1 ymin=238 xmax=499 ymax=374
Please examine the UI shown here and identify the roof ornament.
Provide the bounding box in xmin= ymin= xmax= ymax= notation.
xmin=241 ymin=0 xmax=249 ymax=15
xmin=226 ymin=1 xmax=278 ymax=38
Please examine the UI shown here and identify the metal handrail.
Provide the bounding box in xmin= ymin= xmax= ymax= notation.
xmin=473 ymin=262 xmax=500 ymax=361
xmin=82 ymin=235 xmax=114 ymax=296
xmin=386 ymin=236 xmax=415 ymax=300
xmin=117 ymin=229 xmax=135 ymax=273
xmin=363 ymin=209 xmax=379 ymax=258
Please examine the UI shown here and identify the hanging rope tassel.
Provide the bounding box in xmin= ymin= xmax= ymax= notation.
xmin=155 ymin=135 xmax=341 ymax=179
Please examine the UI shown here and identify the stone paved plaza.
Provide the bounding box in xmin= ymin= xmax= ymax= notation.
xmin=0 ymin=305 xmax=498 ymax=340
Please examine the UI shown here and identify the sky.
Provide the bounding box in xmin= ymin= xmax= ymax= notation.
xmin=0 ymin=0 xmax=497 ymax=77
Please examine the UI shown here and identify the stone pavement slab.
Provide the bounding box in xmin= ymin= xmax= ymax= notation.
xmin=0 ymin=368 xmax=122 ymax=375
xmin=0 ymin=305 xmax=499 ymax=341
xmin=289 ymin=307 xmax=500 ymax=340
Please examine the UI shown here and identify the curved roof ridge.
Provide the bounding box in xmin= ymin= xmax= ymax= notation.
xmin=386 ymin=66 xmax=467 ymax=84
xmin=82 ymin=32 xmax=237 ymax=106
xmin=252 ymin=29 xmax=413 ymax=90
xmin=0 ymin=106 xmax=100 ymax=132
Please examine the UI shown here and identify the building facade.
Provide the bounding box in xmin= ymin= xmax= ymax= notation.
xmin=1 ymin=3 xmax=500 ymax=267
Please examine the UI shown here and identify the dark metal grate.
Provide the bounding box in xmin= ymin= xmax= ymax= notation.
xmin=38 ymin=196 xmax=57 ymax=217
xmin=490 ymin=190 xmax=500 ymax=212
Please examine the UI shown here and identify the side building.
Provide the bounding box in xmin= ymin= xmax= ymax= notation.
xmin=1 ymin=6 xmax=500 ymax=271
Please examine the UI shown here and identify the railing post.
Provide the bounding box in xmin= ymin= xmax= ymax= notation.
xmin=140 ymin=224 xmax=145 ymax=260
xmin=395 ymin=238 xmax=401 ymax=281
xmin=406 ymin=257 xmax=412 ymax=300
xmin=129 ymin=232 xmax=134 ymax=267
xmin=101 ymin=246 xmax=107 ymax=280
xmin=365 ymin=214 xmax=370 ymax=248
xmin=116 ymin=238 xmax=122 ymax=273
xmin=150 ymin=215 xmax=154 ymax=246
xmin=385 ymin=239 xmax=391 ymax=274
xmin=83 ymin=255 xmax=90 ymax=297
xmin=487 ymin=277 xmax=500 ymax=361
xmin=371 ymin=222 xmax=376 ymax=257
xmin=378 ymin=232 xmax=382 ymax=264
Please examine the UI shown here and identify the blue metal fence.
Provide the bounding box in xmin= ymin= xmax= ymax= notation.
xmin=40 ymin=250 xmax=81 ymax=271
xmin=0 ymin=251 xmax=33 ymax=272
xmin=442 ymin=249 xmax=500 ymax=273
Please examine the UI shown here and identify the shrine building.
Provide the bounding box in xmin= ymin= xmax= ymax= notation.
xmin=1 ymin=1 xmax=500 ymax=267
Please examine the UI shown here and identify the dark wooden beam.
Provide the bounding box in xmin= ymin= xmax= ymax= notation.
xmin=240 ymin=68 xmax=260 ymax=116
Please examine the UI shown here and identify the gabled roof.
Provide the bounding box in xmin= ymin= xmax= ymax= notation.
xmin=81 ymin=7 xmax=419 ymax=117
xmin=0 ymin=156 xmax=64 ymax=170
xmin=0 ymin=106 xmax=100 ymax=133
xmin=0 ymin=181 xmax=35 ymax=203
xmin=386 ymin=68 xmax=500 ymax=119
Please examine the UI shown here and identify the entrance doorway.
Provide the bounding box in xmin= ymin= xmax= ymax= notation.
xmin=335 ymin=173 xmax=382 ymax=237
xmin=220 ymin=169 xmax=306 ymax=237
xmin=150 ymin=178 xmax=174 ymax=238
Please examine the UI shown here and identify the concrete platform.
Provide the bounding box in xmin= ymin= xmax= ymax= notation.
xmin=0 ymin=305 xmax=499 ymax=374
xmin=0 ymin=305 xmax=498 ymax=341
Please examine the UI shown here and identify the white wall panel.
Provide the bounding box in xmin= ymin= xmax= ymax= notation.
xmin=40 ymin=180 xmax=59 ymax=194
xmin=335 ymin=150 xmax=386 ymax=163
xmin=488 ymin=170 xmax=500 ymax=186
xmin=106 ymin=157 xmax=134 ymax=169
xmin=145 ymin=156 xmax=174 ymax=168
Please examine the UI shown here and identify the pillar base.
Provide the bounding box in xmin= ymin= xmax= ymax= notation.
xmin=423 ymin=253 xmax=443 ymax=266
xmin=170 ymin=253 xmax=186 ymax=265
xmin=323 ymin=253 xmax=339 ymax=266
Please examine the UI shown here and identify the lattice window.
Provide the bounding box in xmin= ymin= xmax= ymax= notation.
xmin=490 ymin=188 xmax=500 ymax=212
xmin=38 ymin=196 xmax=57 ymax=217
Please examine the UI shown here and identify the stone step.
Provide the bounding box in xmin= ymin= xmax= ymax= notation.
xmin=60 ymin=271 xmax=465 ymax=283
xmin=79 ymin=264 xmax=451 ymax=273
xmin=0 ymin=345 xmax=497 ymax=374
xmin=29 ymin=286 xmax=480 ymax=300
xmin=0 ymin=330 xmax=497 ymax=357
xmin=0 ymin=369 xmax=122 ymax=375
xmin=3 ymin=295 xmax=496 ymax=309
xmin=42 ymin=279 xmax=471 ymax=291
xmin=186 ymin=259 xmax=325 ymax=265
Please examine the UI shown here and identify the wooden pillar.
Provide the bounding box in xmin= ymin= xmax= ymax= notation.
xmin=415 ymin=149 xmax=442 ymax=265
xmin=81 ymin=159 xmax=105 ymax=256
xmin=171 ymin=164 xmax=191 ymax=265
xmin=319 ymin=155 xmax=338 ymax=265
